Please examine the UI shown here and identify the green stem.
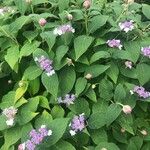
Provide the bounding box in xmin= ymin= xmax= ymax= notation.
xmin=84 ymin=11 xmax=88 ymax=35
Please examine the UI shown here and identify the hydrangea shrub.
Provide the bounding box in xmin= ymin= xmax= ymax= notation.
xmin=0 ymin=0 xmax=150 ymax=149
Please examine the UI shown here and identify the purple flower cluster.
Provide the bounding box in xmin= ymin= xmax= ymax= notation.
xmin=119 ymin=20 xmax=134 ymax=33
xmin=107 ymin=39 xmax=122 ymax=50
xmin=131 ymin=86 xmax=150 ymax=99
xmin=69 ymin=113 xmax=85 ymax=136
xmin=58 ymin=94 xmax=76 ymax=106
xmin=18 ymin=125 xmax=52 ymax=150
xmin=141 ymin=46 xmax=150 ymax=58
xmin=53 ymin=24 xmax=75 ymax=36
xmin=34 ymin=56 xmax=55 ymax=76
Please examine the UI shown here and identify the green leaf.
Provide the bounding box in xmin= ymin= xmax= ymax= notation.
xmin=28 ymin=78 xmax=40 ymax=95
xmin=69 ymin=98 xmax=90 ymax=116
xmin=136 ymin=63 xmax=150 ymax=85
xmin=2 ymin=127 xmax=21 ymax=150
xmin=55 ymin=45 xmax=68 ymax=63
xmin=85 ymin=88 xmax=97 ymax=102
xmin=142 ymin=4 xmax=150 ymax=19
xmin=95 ymin=142 xmax=120 ymax=150
xmin=18 ymin=97 xmax=39 ymax=125
xmin=14 ymin=0 xmax=28 ymax=15
xmin=42 ymin=118 xmax=70 ymax=147
xmin=90 ymin=51 xmax=110 ymax=64
xmin=20 ymin=41 xmax=40 ymax=59
xmin=0 ymin=115 xmax=7 ymax=131
xmin=88 ymin=112 xmax=106 ymax=129
xmin=85 ymin=65 xmax=110 ymax=78
xmin=58 ymin=0 xmax=69 ymax=12
xmin=118 ymin=114 xmax=134 ymax=135
xmin=9 ymin=16 xmax=30 ymax=34
xmin=127 ymin=136 xmax=143 ymax=150
xmin=35 ymin=110 xmax=53 ymax=128
xmin=51 ymin=106 xmax=65 ymax=119
xmin=59 ymin=66 xmax=76 ymax=96
xmin=74 ymin=35 xmax=94 ymax=60
xmin=50 ymin=140 xmax=76 ymax=150
xmin=5 ymin=45 xmax=19 ymax=72
xmin=0 ymin=91 xmax=15 ymax=109
xmin=39 ymin=96 xmax=50 ymax=110
xmin=40 ymin=31 xmax=56 ymax=50
xmin=114 ymin=84 xmax=126 ymax=103
xmin=106 ymin=62 xmax=119 ymax=84
xmin=105 ymin=104 xmax=122 ymax=126
xmin=42 ymin=73 xmax=59 ymax=99
xmin=90 ymin=128 xmax=108 ymax=145
xmin=124 ymin=41 xmax=141 ymax=63
xmin=75 ymin=78 xmax=87 ymax=97
xmin=21 ymin=123 xmax=33 ymax=142
xmin=99 ymin=79 xmax=114 ymax=100
xmin=23 ymin=65 xmax=42 ymax=80
xmin=15 ymin=81 xmax=28 ymax=102
xmin=88 ymin=15 xmax=108 ymax=33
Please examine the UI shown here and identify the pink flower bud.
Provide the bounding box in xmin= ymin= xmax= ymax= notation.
xmin=83 ymin=0 xmax=91 ymax=9
xmin=67 ymin=14 xmax=73 ymax=21
xmin=39 ymin=18 xmax=47 ymax=26
xmin=140 ymin=130 xmax=147 ymax=136
xmin=122 ymin=105 xmax=132 ymax=114
xmin=18 ymin=143 xmax=25 ymax=150
xmin=85 ymin=73 xmax=92 ymax=79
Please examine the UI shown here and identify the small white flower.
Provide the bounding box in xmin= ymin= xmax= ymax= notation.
xmin=130 ymin=90 xmax=134 ymax=95
xmin=48 ymin=130 xmax=52 ymax=136
xmin=41 ymin=125 xmax=46 ymax=128
xmin=46 ymin=70 xmax=55 ymax=76
xmin=6 ymin=118 xmax=14 ymax=126
xmin=69 ymin=130 xmax=76 ymax=136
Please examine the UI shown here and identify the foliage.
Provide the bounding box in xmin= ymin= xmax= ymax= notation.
xmin=0 ymin=0 xmax=150 ymax=149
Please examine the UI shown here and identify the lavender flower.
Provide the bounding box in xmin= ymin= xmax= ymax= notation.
xmin=19 ymin=125 xmax=52 ymax=150
xmin=125 ymin=61 xmax=132 ymax=69
xmin=131 ymin=86 xmax=150 ymax=99
xmin=141 ymin=46 xmax=150 ymax=58
xmin=58 ymin=94 xmax=76 ymax=106
xmin=119 ymin=20 xmax=134 ymax=33
xmin=0 ymin=7 xmax=15 ymax=16
xmin=69 ymin=113 xmax=85 ymax=136
xmin=107 ymin=39 xmax=122 ymax=50
xmin=34 ymin=55 xmax=55 ymax=76
xmin=26 ymin=140 xmax=36 ymax=150
xmin=2 ymin=106 xmax=17 ymax=126
xmin=53 ymin=24 xmax=75 ymax=36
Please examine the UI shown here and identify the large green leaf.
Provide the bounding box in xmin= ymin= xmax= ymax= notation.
xmin=136 ymin=63 xmax=150 ymax=85
xmin=41 ymin=118 xmax=70 ymax=147
xmin=95 ymin=142 xmax=120 ymax=150
xmin=2 ymin=127 xmax=21 ymax=150
xmin=23 ymin=65 xmax=42 ymax=80
xmin=5 ymin=45 xmax=19 ymax=72
xmin=85 ymin=65 xmax=110 ymax=78
xmin=59 ymin=66 xmax=76 ymax=96
xmin=114 ymin=84 xmax=126 ymax=103
xmin=105 ymin=104 xmax=122 ymax=126
xmin=50 ymin=140 xmax=76 ymax=150
xmin=14 ymin=0 xmax=28 ymax=15
xmin=20 ymin=41 xmax=40 ymax=59
xmin=40 ymin=31 xmax=56 ymax=51
xmin=75 ymin=78 xmax=87 ymax=97
xmin=142 ymin=4 xmax=150 ymax=19
xmin=88 ymin=15 xmax=108 ymax=33
xmin=74 ymin=35 xmax=94 ymax=60
xmin=42 ymin=73 xmax=59 ymax=99
xmin=90 ymin=51 xmax=110 ymax=64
